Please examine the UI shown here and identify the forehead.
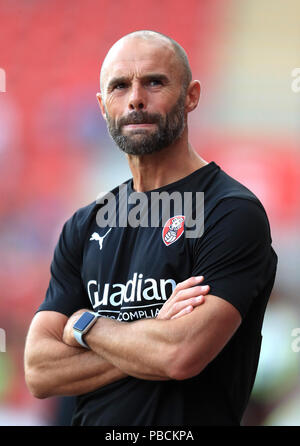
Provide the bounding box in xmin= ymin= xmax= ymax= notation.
xmin=101 ymin=37 xmax=180 ymax=86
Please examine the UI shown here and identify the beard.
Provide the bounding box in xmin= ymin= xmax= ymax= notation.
xmin=105 ymin=92 xmax=186 ymax=155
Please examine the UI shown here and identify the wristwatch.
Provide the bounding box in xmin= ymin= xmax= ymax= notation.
xmin=73 ymin=311 xmax=99 ymax=349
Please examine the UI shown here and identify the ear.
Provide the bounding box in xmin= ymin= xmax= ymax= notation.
xmin=185 ymin=80 xmax=201 ymax=113
xmin=96 ymin=92 xmax=107 ymax=121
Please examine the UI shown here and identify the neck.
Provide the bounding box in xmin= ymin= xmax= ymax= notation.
xmin=127 ymin=129 xmax=208 ymax=192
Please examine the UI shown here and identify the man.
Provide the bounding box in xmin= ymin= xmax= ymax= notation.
xmin=24 ymin=30 xmax=277 ymax=426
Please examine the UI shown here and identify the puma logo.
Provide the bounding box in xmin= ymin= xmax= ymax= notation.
xmin=89 ymin=228 xmax=112 ymax=250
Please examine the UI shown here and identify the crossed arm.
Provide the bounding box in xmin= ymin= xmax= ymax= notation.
xmin=24 ymin=276 xmax=241 ymax=399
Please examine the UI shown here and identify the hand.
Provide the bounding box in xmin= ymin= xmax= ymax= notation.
xmin=62 ymin=309 xmax=90 ymax=347
xmin=157 ymin=276 xmax=209 ymax=320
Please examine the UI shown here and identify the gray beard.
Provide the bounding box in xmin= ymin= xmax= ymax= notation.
xmin=105 ymin=93 xmax=186 ymax=155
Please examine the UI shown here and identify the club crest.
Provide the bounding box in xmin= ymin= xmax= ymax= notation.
xmin=162 ymin=215 xmax=185 ymax=246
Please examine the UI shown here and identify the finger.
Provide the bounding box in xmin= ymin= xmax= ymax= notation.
xmin=168 ymin=276 xmax=205 ymax=303
xmin=174 ymin=285 xmax=210 ymax=302
xmin=167 ymin=295 xmax=205 ymax=319
xmin=174 ymin=276 xmax=205 ymax=295
xmin=157 ymin=282 xmax=208 ymax=319
xmin=170 ymin=305 xmax=194 ymax=320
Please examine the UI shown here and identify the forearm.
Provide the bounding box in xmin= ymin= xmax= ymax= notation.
xmin=59 ymin=276 xmax=208 ymax=383
xmin=85 ymin=317 xmax=178 ymax=381
xmin=84 ymin=294 xmax=241 ymax=383
xmin=24 ymin=316 xmax=127 ymax=399
xmin=25 ymin=338 xmax=127 ymax=398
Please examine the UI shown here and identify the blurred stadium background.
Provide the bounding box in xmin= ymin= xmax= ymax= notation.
xmin=0 ymin=0 xmax=299 ymax=426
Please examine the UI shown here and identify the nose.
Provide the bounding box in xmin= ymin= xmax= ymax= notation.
xmin=128 ymin=82 xmax=146 ymax=111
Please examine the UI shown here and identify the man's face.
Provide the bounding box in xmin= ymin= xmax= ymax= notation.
xmin=100 ymin=37 xmax=187 ymax=155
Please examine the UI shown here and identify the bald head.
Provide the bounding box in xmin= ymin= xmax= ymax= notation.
xmin=100 ymin=30 xmax=192 ymax=96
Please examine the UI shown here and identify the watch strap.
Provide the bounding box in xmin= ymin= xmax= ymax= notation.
xmin=73 ymin=328 xmax=90 ymax=349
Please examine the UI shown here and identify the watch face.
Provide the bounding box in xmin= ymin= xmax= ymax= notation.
xmin=73 ymin=312 xmax=95 ymax=331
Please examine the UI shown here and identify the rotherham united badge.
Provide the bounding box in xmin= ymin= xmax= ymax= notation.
xmin=162 ymin=215 xmax=185 ymax=246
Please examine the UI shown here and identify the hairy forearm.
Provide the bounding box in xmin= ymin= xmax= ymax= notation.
xmin=25 ymin=339 xmax=127 ymax=398
xmin=82 ymin=293 xmax=242 ymax=382
xmin=85 ymin=317 xmax=179 ymax=381
xmin=26 ymin=276 xmax=208 ymax=395
xmin=24 ymin=318 xmax=127 ymax=399
xmin=61 ymin=277 xmax=208 ymax=382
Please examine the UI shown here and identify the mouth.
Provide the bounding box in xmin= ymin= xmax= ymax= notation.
xmin=123 ymin=123 xmax=156 ymax=130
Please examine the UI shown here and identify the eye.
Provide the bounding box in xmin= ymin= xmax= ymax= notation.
xmin=148 ymin=79 xmax=163 ymax=87
xmin=114 ymin=82 xmax=128 ymax=90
